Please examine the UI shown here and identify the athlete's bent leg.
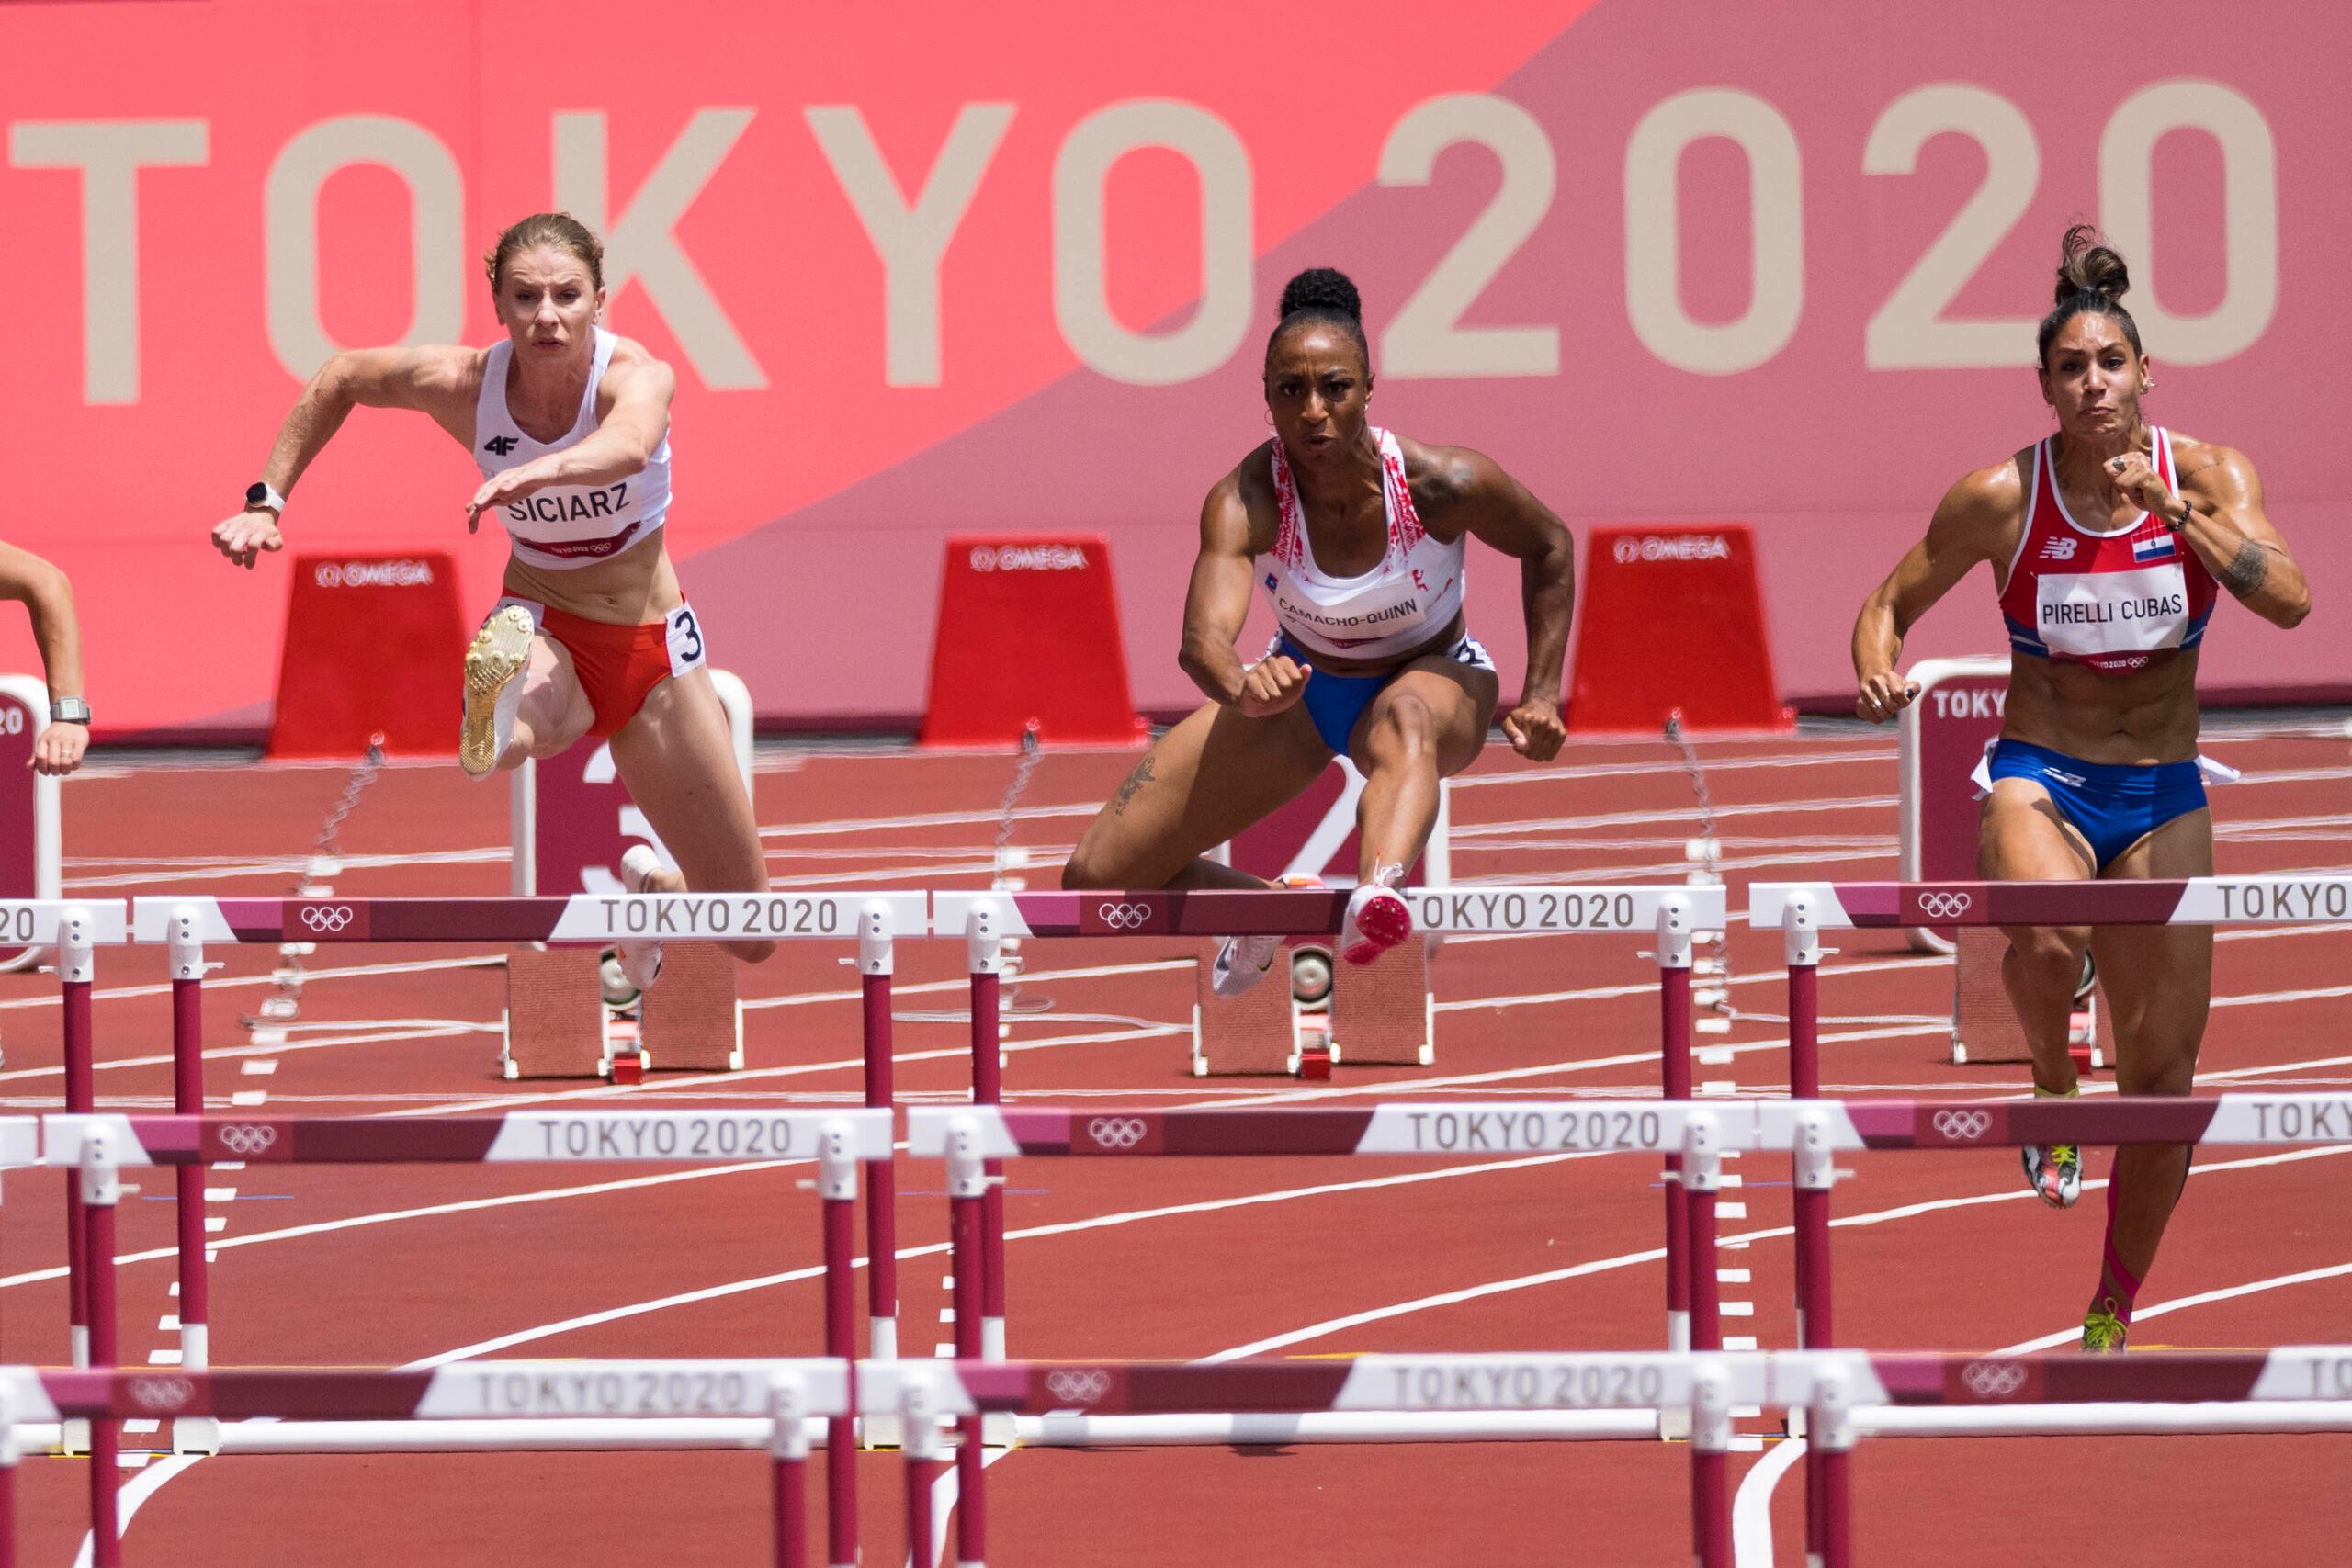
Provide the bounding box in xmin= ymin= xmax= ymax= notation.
xmin=1343 ymin=660 xmax=1497 ymax=963
xmin=606 ymin=667 xmax=774 ymax=964
xmin=1062 ymin=700 xmax=1332 ymax=890
xmin=1349 ymin=661 xmax=1496 ymax=883
xmin=1980 ymin=780 xmax=2096 ymax=1206
xmin=2082 ymin=808 xmax=2214 ymax=1347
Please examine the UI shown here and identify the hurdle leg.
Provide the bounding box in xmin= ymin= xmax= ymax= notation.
xmin=770 ymin=1371 xmax=809 ymax=1568
xmin=901 ymin=1378 xmax=941 ymax=1568
xmin=945 ymin=1122 xmax=989 ymax=1568
xmin=1688 ymin=1359 xmax=1732 ymax=1568
xmin=964 ymin=907 xmax=1008 ymax=1366
xmin=0 ymin=1382 xmax=18 ymax=1568
xmin=1657 ymin=898 xmax=1696 ymax=1355
xmin=1808 ymin=1365 xmax=1858 ymax=1568
xmin=61 ymin=919 xmax=96 ymax=1385
xmin=1684 ymin=1112 xmax=1723 ymax=1352
xmin=1781 ymin=897 xmax=1830 ymax=1559
xmin=816 ymin=1127 xmax=857 ymax=1568
xmin=79 ymin=1129 xmax=121 ymax=1568
xmin=166 ymin=913 xmax=219 ymax=1454
xmin=859 ymin=906 xmax=900 ymax=1371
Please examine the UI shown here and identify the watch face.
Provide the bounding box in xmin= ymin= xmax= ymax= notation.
xmin=246 ymin=482 xmax=271 ymax=508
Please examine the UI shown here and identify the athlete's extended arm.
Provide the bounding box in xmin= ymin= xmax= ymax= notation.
xmin=211 ymin=344 xmax=478 ymax=569
xmin=1179 ymin=473 xmax=1306 ymax=716
xmin=1455 ymin=452 xmax=1573 ymax=761
xmin=2110 ymin=442 xmax=2310 ymax=630
xmin=465 ymin=351 xmax=677 ymax=530
xmin=0 ymin=541 xmax=88 ymax=774
xmin=1852 ymin=466 xmax=2012 ymax=722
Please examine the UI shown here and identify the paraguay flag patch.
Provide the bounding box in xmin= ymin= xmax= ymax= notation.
xmin=2132 ymin=531 xmax=2178 ymax=564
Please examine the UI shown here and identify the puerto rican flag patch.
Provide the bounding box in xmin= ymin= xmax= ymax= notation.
xmin=2132 ymin=531 xmax=2178 ymax=564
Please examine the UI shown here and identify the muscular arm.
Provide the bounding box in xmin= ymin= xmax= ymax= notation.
xmin=1176 ymin=476 xmax=1263 ymax=706
xmin=260 ymin=344 xmax=479 ymax=501
xmin=2169 ymin=446 xmax=2310 ymax=629
xmin=0 ymin=542 xmax=84 ymax=697
xmin=1450 ymin=451 xmax=1574 ymax=712
xmin=1851 ymin=464 xmax=2013 ymax=721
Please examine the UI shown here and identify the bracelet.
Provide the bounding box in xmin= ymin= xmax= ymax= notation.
xmin=2165 ymin=498 xmax=2195 ymax=533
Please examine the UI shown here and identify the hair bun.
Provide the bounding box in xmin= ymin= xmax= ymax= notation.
xmin=2054 ymin=222 xmax=2130 ymax=307
xmin=1279 ymin=266 xmax=1362 ymax=322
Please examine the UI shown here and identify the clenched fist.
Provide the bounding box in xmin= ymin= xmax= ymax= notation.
xmin=1855 ymin=670 xmax=1920 ymax=724
xmin=1236 ymin=654 xmax=1312 ymax=717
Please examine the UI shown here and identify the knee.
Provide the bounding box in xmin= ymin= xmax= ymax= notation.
xmin=1061 ymin=846 xmax=1112 ymax=890
xmin=1362 ymin=694 xmax=1437 ymax=765
xmin=724 ymin=939 xmax=775 ymax=964
xmin=2003 ymin=926 xmax=2085 ymax=981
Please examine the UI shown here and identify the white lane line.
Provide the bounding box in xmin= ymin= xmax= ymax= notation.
xmin=0 ymin=956 xmax=503 ymax=1014
xmin=0 ymin=1024 xmax=483 ymax=1088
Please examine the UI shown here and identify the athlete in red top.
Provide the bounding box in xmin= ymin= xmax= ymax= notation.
xmin=1851 ymin=227 xmax=2311 ymax=1349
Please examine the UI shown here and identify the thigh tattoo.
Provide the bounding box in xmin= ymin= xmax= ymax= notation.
xmin=1110 ymin=754 xmax=1157 ymax=816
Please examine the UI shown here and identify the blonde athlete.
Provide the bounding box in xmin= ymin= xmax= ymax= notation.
xmin=210 ymin=213 xmax=773 ymax=984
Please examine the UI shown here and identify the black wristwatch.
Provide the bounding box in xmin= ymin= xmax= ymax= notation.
xmin=50 ymin=695 xmax=92 ymax=726
xmin=245 ymin=480 xmax=287 ymax=515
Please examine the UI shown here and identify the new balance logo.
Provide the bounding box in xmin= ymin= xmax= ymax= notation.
xmin=2037 ymin=536 xmax=2078 ymax=562
xmin=483 ymin=435 xmax=519 ymax=457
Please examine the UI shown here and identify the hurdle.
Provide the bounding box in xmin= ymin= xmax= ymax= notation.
xmin=128 ymin=891 xmax=923 ymax=1454
xmin=1754 ymin=874 xmax=2352 ymax=1563
xmin=910 ymin=1098 xmax=1738 ymax=1568
xmin=44 ymin=1106 xmax=888 ymax=1568
xmin=863 ymin=1346 xmax=2352 ymax=1568
xmin=935 ymin=885 xmax=1724 ymax=1367
xmin=0 ymin=902 xmax=130 ymax=1404
xmin=0 ymin=1358 xmax=849 ymax=1568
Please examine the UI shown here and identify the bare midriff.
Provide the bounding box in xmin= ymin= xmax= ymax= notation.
xmin=501 ymin=531 xmax=684 ymax=626
xmin=2003 ymin=649 xmax=2200 ymax=766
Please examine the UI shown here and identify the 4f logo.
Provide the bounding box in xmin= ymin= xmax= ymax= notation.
xmin=2038 ymin=536 xmax=2078 ymax=562
xmin=483 ymin=435 xmax=520 ymax=457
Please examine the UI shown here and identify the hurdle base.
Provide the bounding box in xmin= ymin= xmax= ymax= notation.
xmin=60 ymin=1417 xmax=89 ymax=1456
xmin=1950 ymin=927 xmax=2112 ymax=1073
xmin=172 ymin=1416 xmax=221 ymax=1455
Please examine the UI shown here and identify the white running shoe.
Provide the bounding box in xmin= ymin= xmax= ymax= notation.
xmin=617 ymin=844 xmax=666 ymax=993
xmin=1340 ymin=882 xmax=1412 ymax=966
xmin=460 ymin=604 xmax=535 ymax=779
xmin=1209 ymin=932 xmax=1283 ymax=998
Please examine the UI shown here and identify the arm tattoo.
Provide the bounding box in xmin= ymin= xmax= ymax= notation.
xmin=1109 ymin=754 xmax=1157 ymax=817
xmin=2220 ymin=538 xmax=2271 ymax=600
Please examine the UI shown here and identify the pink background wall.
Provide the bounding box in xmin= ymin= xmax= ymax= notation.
xmin=1 ymin=0 xmax=2340 ymax=734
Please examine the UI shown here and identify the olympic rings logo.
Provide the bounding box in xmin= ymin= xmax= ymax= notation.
xmin=128 ymin=1375 xmax=196 ymax=1414
xmin=217 ymin=1123 xmax=279 ymax=1156
xmin=299 ymin=905 xmax=356 ymax=933
xmin=1917 ymin=890 xmax=1974 ymax=921
xmin=1088 ymin=1117 xmax=1148 ymax=1150
xmin=1931 ymin=1111 xmax=1992 ymax=1142
xmin=1961 ymin=1360 xmax=2027 ymax=1399
xmin=1095 ymin=903 xmax=1153 ymax=931
xmin=1044 ymin=1368 xmax=1113 ymax=1406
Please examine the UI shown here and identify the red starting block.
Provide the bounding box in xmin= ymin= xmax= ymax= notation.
xmin=269 ymin=553 xmax=466 ymax=758
xmin=1566 ymin=525 xmax=1792 ymax=733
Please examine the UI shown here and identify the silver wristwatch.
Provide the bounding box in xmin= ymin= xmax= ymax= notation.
xmin=50 ymin=695 xmax=92 ymax=725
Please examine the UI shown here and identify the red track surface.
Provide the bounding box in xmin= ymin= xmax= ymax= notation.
xmin=3 ymin=722 xmax=2349 ymax=1564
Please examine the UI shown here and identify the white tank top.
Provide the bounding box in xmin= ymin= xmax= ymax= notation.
xmin=1261 ymin=427 xmax=1466 ymax=660
xmin=472 ymin=327 xmax=672 ymax=570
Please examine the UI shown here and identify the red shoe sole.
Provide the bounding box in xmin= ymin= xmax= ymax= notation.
xmin=1342 ymin=892 xmax=1412 ymax=964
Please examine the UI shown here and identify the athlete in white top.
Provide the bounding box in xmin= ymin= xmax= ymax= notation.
xmin=1850 ymin=226 xmax=2309 ymax=1351
xmin=209 ymin=213 xmax=775 ymax=981
xmin=1064 ymin=267 xmax=1574 ymax=986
